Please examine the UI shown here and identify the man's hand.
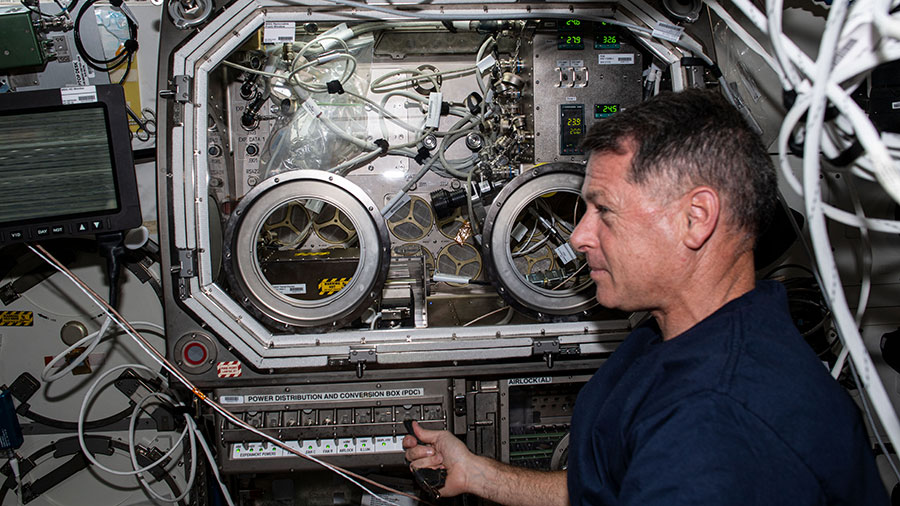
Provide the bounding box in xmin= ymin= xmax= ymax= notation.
xmin=402 ymin=421 xmax=472 ymax=497
xmin=403 ymin=421 xmax=569 ymax=506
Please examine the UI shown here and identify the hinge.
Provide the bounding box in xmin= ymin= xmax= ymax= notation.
xmin=349 ymin=348 xmax=376 ymax=378
xmin=159 ymin=75 xmax=191 ymax=103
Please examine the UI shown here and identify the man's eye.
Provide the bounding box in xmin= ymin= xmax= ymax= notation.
xmin=596 ymin=205 xmax=610 ymax=214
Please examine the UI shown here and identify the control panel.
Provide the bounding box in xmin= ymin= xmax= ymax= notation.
xmin=531 ymin=21 xmax=643 ymax=162
xmin=214 ymin=379 xmax=450 ymax=473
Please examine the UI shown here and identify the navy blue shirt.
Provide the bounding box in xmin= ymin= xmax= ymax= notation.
xmin=567 ymin=281 xmax=887 ymax=505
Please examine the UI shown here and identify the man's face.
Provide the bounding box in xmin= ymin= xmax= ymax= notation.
xmin=569 ymin=149 xmax=684 ymax=312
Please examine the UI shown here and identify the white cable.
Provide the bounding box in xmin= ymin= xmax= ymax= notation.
xmin=129 ymin=392 xmax=197 ymax=503
xmin=799 ymin=0 xmax=900 ymax=478
xmin=194 ymin=422 xmax=236 ymax=506
xmin=379 ymin=155 xmax=441 ymax=217
xmin=850 ymin=361 xmax=900 ymax=483
xmin=8 ymin=454 xmax=22 ymax=506
xmin=733 ymin=0 xmax=900 ymax=469
xmin=370 ymin=66 xmax=474 ymax=94
xmin=78 ymin=363 xmax=192 ymax=476
xmin=26 ymin=245 xmax=402 ymax=506
xmin=830 ymin=178 xmax=873 ymax=379
xmin=776 ymin=91 xmax=900 ymax=234
xmin=40 ymin=319 xmax=166 ymax=383
xmin=41 ymin=317 xmax=112 ymax=382
xmin=764 ymin=0 xmax=802 ymax=90
xmin=730 ymin=0 xmax=900 ymax=209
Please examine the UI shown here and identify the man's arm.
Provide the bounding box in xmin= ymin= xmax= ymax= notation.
xmin=403 ymin=422 xmax=568 ymax=506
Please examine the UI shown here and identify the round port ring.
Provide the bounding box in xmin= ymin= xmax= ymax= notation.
xmin=482 ymin=163 xmax=595 ymax=318
xmin=223 ymin=171 xmax=391 ymax=332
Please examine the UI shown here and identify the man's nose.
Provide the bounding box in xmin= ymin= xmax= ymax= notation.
xmin=569 ymin=215 xmax=591 ymax=252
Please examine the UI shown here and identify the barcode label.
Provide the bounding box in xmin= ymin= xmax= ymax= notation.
xmin=302 ymin=99 xmax=323 ymax=118
xmin=425 ymin=92 xmax=442 ymax=129
xmin=60 ymin=85 xmax=97 ymax=105
xmin=555 ymin=243 xmax=577 ymax=265
xmin=273 ymin=284 xmax=307 ymax=295
xmin=652 ymin=21 xmax=684 ymax=43
xmin=263 ymin=21 xmax=296 ymax=44
xmin=597 ymin=54 xmax=635 ymax=65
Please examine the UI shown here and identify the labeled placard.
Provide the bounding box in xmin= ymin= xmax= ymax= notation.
xmin=597 ymin=54 xmax=635 ymax=65
xmin=263 ymin=21 xmax=296 ymax=44
xmin=60 ymin=86 xmax=97 ymax=105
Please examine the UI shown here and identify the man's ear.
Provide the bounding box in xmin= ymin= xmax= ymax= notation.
xmin=683 ymin=186 xmax=719 ymax=250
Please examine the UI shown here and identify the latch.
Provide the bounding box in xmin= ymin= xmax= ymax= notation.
xmin=159 ymin=75 xmax=192 ymax=103
xmin=174 ymin=249 xmax=197 ymax=278
xmin=349 ymin=348 xmax=376 ymax=378
xmin=533 ymin=339 xmax=560 ymax=368
xmin=453 ymin=394 xmax=467 ymax=417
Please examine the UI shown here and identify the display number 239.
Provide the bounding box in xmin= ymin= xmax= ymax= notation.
xmin=567 ymin=118 xmax=582 ymax=126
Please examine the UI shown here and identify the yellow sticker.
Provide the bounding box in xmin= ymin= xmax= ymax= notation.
xmin=294 ymin=251 xmax=329 ymax=257
xmin=0 ymin=311 xmax=34 ymax=326
xmin=318 ymin=277 xmax=351 ymax=296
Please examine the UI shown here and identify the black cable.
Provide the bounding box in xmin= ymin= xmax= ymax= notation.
xmin=117 ymin=51 xmax=133 ymax=84
xmin=17 ymin=403 xmax=133 ymax=431
xmin=0 ymin=436 xmax=186 ymax=506
xmin=97 ymin=232 xmax=125 ymax=310
xmin=72 ymin=0 xmax=137 ymax=73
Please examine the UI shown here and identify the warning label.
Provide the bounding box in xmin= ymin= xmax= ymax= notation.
xmin=238 ymin=387 xmax=425 ymax=405
xmin=217 ymin=361 xmax=243 ymax=378
xmin=318 ymin=277 xmax=350 ymax=296
xmin=0 ymin=311 xmax=33 ymax=326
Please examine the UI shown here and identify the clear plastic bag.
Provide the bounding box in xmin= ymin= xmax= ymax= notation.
xmin=261 ymin=33 xmax=374 ymax=177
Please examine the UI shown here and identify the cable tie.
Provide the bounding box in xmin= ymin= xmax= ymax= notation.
xmin=783 ymin=89 xmax=798 ymax=111
xmin=326 ymin=80 xmax=345 ymax=94
xmin=374 ymin=139 xmax=389 ymax=154
xmin=440 ymin=101 xmax=450 ymax=116
xmin=465 ymin=92 xmax=483 ymax=115
xmin=414 ymin=146 xmax=431 ymax=165
xmin=123 ymin=39 xmax=139 ymax=52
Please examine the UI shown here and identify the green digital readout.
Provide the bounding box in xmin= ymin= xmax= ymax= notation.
xmin=560 ymin=19 xmax=583 ymax=31
xmin=560 ymin=104 xmax=585 ymax=155
xmin=595 ymin=33 xmax=621 ymax=49
xmin=558 ymin=34 xmax=585 ymax=50
xmin=595 ymin=103 xmax=620 ymax=118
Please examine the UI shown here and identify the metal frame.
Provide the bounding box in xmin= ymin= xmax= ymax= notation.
xmin=161 ymin=0 xmax=636 ymax=373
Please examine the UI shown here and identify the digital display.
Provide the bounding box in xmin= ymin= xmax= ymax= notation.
xmin=0 ymin=107 xmax=119 ymax=224
xmin=595 ymin=103 xmax=620 ymax=118
xmin=560 ymin=104 xmax=585 ymax=155
xmin=560 ymin=19 xmax=583 ymax=31
xmin=595 ymin=34 xmax=621 ymax=49
xmin=0 ymin=84 xmax=141 ymax=245
xmin=558 ymin=34 xmax=585 ymax=50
